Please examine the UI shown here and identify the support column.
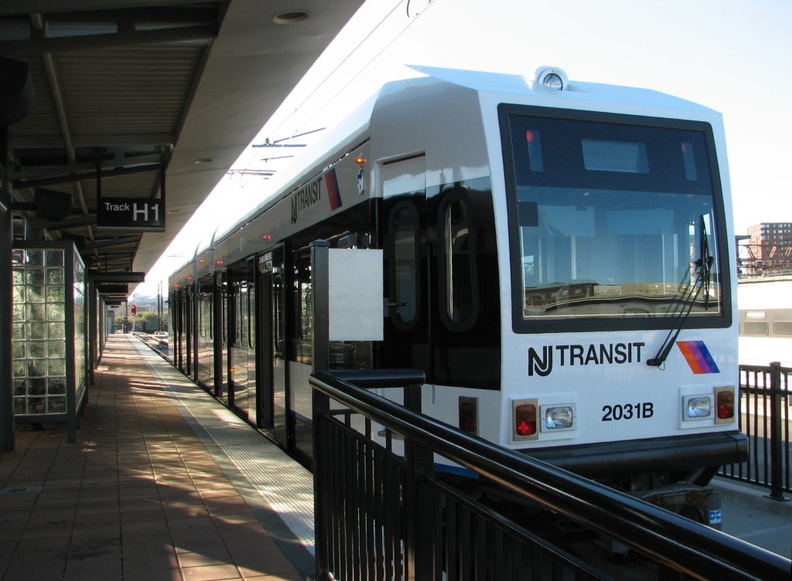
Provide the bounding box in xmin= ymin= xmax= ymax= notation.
xmin=1 ymin=57 xmax=35 ymax=451
xmin=1 ymin=125 xmax=15 ymax=451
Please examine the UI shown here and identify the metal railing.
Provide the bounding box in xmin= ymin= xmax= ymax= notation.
xmin=719 ymin=361 xmax=791 ymax=499
xmin=310 ymin=369 xmax=790 ymax=581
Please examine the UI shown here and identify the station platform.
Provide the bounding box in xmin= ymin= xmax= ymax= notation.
xmin=0 ymin=334 xmax=315 ymax=581
xmin=1 ymin=335 xmax=790 ymax=580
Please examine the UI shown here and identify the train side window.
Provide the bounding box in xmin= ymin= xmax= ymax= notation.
xmin=237 ymin=284 xmax=246 ymax=347
xmin=388 ymin=201 xmax=420 ymax=330
xmin=272 ymin=272 xmax=284 ymax=357
xmin=199 ymin=285 xmax=212 ymax=340
xmin=220 ymin=285 xmax=227 ymax=346
xmin=439 ymin=195 xmax=479 ymax=331
xmin=247 ymin=258 xmax=256 ymax=350
xmin=292 ymin=252 xmax=313 ymax=365
xmin=246 ymin=283 xmax=254 ymax=349
xmin=198 ymin=295 xmax=204 ymax=338
xmin=207 ymin=293 xmax=213 ymax=340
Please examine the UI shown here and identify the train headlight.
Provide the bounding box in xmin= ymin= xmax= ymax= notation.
xmin=680 ymin=385 xmax=737 ymax=427
xmin=542 ymin=405 xmax=575 ymax=431
xmin=683 ymin=395 xmax=713 ymax=420
xmin=534 ymin=66 xmax=569 ymax=91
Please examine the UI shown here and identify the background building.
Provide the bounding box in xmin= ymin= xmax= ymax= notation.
xmin=738 ymin=223 xmax=792 ymax=277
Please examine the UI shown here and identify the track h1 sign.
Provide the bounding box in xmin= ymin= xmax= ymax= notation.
xmin=98 ymin=198 xmax=165 ymax=230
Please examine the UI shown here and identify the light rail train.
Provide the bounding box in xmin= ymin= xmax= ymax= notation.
xmin=168 ymin=65 xmax=747 ymax=523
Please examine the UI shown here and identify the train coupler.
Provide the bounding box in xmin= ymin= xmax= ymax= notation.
xmin=633 ymin=484 xmax=722 ymax=530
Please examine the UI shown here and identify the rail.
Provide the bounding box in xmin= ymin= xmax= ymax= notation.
xmin=133 ymin=332 xmax=169 ymax=358
xmin=310 ymin=369 xmax=790 ymax=581
xmin=719 ymin=361 xmax=791 ymax=499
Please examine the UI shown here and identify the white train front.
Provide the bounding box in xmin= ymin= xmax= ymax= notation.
xmin=169 ymin=65 xmax=746 ymax=524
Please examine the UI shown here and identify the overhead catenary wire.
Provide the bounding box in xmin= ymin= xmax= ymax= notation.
xmin=229 ymin=1 xmax=440 ymax=187
xmin=263 ymin=0 xmax=440 ymax=145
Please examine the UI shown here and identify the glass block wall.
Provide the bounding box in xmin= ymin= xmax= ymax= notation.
xmin=11 ymin=242 xmax=87 ymax=440
xmin=73 ymin=251 xmax=86 ymax=407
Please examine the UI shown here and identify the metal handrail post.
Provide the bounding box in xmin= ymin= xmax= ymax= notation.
xmin=310 ymin=240 xmax=334 ymax=580
xmin=403 ymin=382 xmax=435 ymax=579
xmin=767 ymin=361 xmax=788 ymax=501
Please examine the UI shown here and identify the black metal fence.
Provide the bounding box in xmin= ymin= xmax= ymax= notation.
xmin=310 ymin=369 xmax=790 ymax=581
xmin=719 ymin=361 xmax=791 ymax=499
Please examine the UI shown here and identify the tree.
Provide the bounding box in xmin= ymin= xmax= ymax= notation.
xmin=135 ymin=311 xmax=160 ymax=333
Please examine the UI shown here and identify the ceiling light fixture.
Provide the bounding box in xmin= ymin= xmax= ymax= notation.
xmin=273 ymin=11 xmax=310 ymax=24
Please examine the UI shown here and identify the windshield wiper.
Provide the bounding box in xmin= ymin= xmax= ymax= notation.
xmin=647 ymin=215 xmax=714 ymax=367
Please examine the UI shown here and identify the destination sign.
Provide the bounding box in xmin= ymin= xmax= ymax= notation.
xmin=98 ymin=197 xmax=165 ymax=230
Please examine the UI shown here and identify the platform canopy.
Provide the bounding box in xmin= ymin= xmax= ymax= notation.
xmin=1 ymin=0 xmax=363 ymax=302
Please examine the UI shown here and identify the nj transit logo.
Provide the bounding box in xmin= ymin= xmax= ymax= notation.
xmin=527 ymin=342 xmax=646 ymax=377
xmin=676 ymin=341 xmax=720 ymax=374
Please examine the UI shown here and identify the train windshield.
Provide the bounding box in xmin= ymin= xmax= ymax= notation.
xmin=500 ymin=106 xmax=728 ymax=329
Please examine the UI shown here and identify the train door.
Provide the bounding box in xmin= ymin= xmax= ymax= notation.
xmin=196 ymin=275 xmax=214 ymax=390
xmin=176 ymin=291 xmax=184 ymax=372
xmin=258 ymin=245 xmax=289 ymax=448
xmin=215 ymin=271 xmax=227 ymax=400
xmin=381 ymin=156 xmax=432 ymax=375
xmin=244 ymin=257 xmax=257 ymax=423
xmin=228 ymin=262 xmax=252 ymax=418
xmin=227 ymin=257 xmax=257 ymax=423
xmin=290 ymin=246 xmax=315 ymax=462
xmin=170 ymin=290 xmax=182 ymax=371
xmin=185 ymin=285 xmax=194 ymax=380
xmin=381 ymin=159 xmax=500 ymax=389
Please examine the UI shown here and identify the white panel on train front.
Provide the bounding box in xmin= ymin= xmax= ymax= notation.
xmin=382 ymin=156 xmax=426 ymax=198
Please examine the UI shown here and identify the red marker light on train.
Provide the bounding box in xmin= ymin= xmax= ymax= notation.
xmin=355 ymin=154 xmax=366 ymax=166
xmin=459 ymin=397 xmax=478 ymax=435
xmin=514 ymin=402 xmax=537 ymax=438
xmin=716 ymin=389 xmax=735 ymax=420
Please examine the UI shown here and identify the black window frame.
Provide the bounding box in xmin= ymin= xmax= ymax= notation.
xmin=387 ymin=200 xmax=421 ymax=331
xmin=437 ymin=191 xmax=479 ymax=332
xmin=498 ymin=104 xmax=733 ymax=335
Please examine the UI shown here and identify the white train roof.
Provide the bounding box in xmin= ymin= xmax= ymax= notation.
xmin=176 ymin=65 xmax=723 ymax=268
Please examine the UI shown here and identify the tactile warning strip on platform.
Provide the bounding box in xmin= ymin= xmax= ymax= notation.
xmin=129 ymin=340 xmax=316 ymax=562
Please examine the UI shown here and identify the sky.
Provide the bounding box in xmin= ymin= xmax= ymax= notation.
xmin=135 ymin=0 xmax=792 ymax=296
